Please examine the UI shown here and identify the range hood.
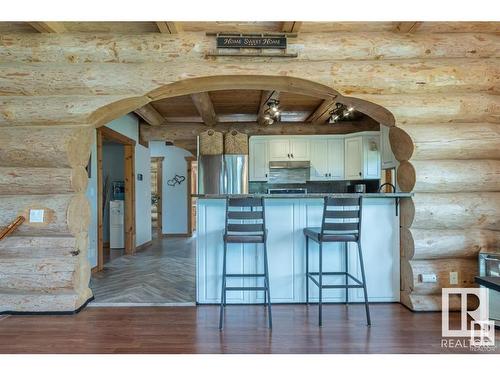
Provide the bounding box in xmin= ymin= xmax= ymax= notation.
xmin=268 ymin=161 xmax=311 ymax=183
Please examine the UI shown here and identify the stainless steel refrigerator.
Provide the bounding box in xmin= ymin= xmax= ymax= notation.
xmin=198 ymin=154 xmax=248 ymax=194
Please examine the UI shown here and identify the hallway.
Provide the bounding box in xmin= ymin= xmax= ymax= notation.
xmin=90 ymin=236 xmax=196 ymax=305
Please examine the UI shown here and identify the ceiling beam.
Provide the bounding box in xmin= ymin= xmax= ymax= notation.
xmin=140 ymin=118 xmax=379 ymax=142
xmin=281 ymin=21 xmax=302 ymax=33
xmin=393 ymin=22 xmax=422 ymax=33
xmin=307 ymin=99 xmax=337 ymax=124
xmin=155 ymin=22 xmax=179 ymax=34
xmin=190 ymin=92 xmax=218 ymax=126
xmin=134 ymin=103 xmax=165 ymax=126
xmin=28 ymin=22 xmax=66 ymax=33
xmin=257 ymin=90 xmax=281 ymax=126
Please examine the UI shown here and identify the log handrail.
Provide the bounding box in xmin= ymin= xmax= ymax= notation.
xmin=0 ymin=216 xmax=25 ymax=241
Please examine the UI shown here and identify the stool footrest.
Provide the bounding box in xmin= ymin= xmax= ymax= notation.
xmin=225 ymin=273 xmax=266 ymax=278
xmin=308 ymin=271 xmax=363 ymax=285
xmin=225 ymin=286 xmax=267 ymax=291
xmin=307 ymin=272 xmax=364 ymax=289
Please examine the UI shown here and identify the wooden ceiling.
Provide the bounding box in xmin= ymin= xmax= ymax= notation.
xmin=137 ymin=89 xmax=332 ymax=126
xmin=0 ymin=21 xmax=499 ymax=34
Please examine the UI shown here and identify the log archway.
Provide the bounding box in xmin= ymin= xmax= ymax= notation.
xmin=88 ymin=75 xmax=396 ymax=128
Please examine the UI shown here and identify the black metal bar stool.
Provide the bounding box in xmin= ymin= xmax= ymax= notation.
xmin=219 ymin=197 xmax=272 ymax=330
xmin=303 ymin=196 xmax=371 ymax=326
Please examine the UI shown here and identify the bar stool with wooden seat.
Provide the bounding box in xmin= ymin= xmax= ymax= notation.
xmin=303 ymin=196 xmax=371 ymax=326
xmin=219 ymin=197 xmax=272 ymax=330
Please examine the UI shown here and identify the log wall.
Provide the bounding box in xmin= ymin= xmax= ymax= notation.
xmin=0 ymin=29 xmax=498 ymax=312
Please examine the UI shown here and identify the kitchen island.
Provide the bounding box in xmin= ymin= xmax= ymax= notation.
xmin=195 ymin=193 xmax=411 ymax=304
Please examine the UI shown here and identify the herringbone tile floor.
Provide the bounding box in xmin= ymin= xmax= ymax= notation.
xmin=90 ymin=235 xmax=196 ymax=304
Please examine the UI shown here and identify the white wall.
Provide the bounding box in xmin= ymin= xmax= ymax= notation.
xmin=150 ymin=141 xmax=193 ymax=234
xmin=86 ymin=114 xmax=152 ymax=268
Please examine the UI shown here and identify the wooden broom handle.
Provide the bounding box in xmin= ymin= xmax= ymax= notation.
xmin=0 ymin=216 xmax=25 ymax=241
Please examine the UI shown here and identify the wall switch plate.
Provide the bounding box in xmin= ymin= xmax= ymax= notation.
xmin=29 ymin=209 xmax=44 ymax=223
xmin=450 ymin=271 xmax=459 ymax=285
xmin=421 ymin=273 xmax=437 ymax=283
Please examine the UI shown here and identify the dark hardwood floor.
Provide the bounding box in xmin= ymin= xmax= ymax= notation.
xmin=1 ymin=304 xmax=498 ymax=354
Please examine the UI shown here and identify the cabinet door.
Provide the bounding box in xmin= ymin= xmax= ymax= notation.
xmin=268 ymin=139 xmax=290 ymax=161
xmin=309 ymin=139 xmax=329 ymax=180
xmin=363 ymin=135 xmax=381 ymax=179
xmin=345 ymin=136 xmax=363 ymax=180
xmin=327 ymin=138 xmax=345 ymax=179
xmin=249 ymin=139 xmax=269 ymax=181
xmin=380 ymin=125 xmax=396 ymax=169
xmin=289 ymin=138 xmax=310 ymax=161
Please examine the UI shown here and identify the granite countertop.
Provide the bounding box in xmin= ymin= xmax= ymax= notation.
xmin=193 ymin=193 xmax=413 ymax=199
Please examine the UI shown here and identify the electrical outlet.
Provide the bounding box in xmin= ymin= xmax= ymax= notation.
xmin=29 ymin=209 xmax=44 ymax=223
xmin=449 ymin=271 xmax=459 ymax=285
xmin=421 ymin=273 xmax=437 ymax=283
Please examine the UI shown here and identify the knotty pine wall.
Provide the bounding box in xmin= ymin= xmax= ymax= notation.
xmin=0 ymin=30 xmax=498 ymax=312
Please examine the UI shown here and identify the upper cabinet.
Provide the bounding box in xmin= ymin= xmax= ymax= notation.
xmin=249 ymin=132 xmax=380 ymax=182
xmin=268 ymin=137 xmax=310 ymax=161
xmin=249 ymin=138 xmax=269 ymax=181
xmin=345 ymin=133 xmax=381 ymax=180
xmin=310 ymin=137 xmax=344 ymax=180
xmin=380 ymin=125 xmax=397 ymax=170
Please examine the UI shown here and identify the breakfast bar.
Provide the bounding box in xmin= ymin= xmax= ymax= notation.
xmin=195 ymin=193 xmax=411 ymax=304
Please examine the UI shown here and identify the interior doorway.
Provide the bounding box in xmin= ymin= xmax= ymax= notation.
xmin=150 ymin=157 xmax=164 ymax=237
xmin=96 ymin=126 xmax=136 ymax=272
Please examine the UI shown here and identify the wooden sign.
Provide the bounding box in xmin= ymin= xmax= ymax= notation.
xmin=216 ymin=35 xmax=287 ymax=49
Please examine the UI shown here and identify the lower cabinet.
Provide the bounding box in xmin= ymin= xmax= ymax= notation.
xmin=196 ymin=198 xmax=400 ymax=304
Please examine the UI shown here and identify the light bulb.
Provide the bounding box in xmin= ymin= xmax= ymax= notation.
xmin=347 ymin=107 xmax=354 ymax=112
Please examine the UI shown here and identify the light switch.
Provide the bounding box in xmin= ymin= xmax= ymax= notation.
xmin=29 ymin=209 xmax=44 ymax=223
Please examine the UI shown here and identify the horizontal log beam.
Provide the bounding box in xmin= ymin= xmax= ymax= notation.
xmin=139 ymin=119 xmax=380 ymax=141
xmin=28 ymin=22 xmax=66 ymax=33
xmin=408 ymin=192 xmax=500 ymax=230
xmin=0 ymin=194 xmax=90 ymax=236
xmin=0 ymin=126 xmax=92 ymax=168
xmin=400 ymin=291 xmax=475 ymax=312
xmin=0 ymin=235 xmax=87 ymax=258
xmin=397 ymin=160 xmax=500 ymax=193
xmin=403 ymin=258 xmax=477 ymax=295
xmin=0 ymin=167 xmax=88 ymax=195
xmin=391 ymin=123 xmax=500 ymax=161
xmin=1 ymin=59 xmax=497 ymax=97
xmin=401 ymin=227 xmax=500 ymax=260
xmin=2 ymin=33 xmax=498 ymax=63
xmin=155 ymin=22 xmax=179 ymax=34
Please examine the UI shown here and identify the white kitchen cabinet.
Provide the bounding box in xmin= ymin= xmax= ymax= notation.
xmin=345 ymin=133 xmax=381 ymax=180
xmin=345 ymin=136 xmax=363 ymax=180
xmin=268 ymin=137 xmax=310 ymax=161
xmin=268 ymin=139 xmax=290 ymax=161
xmin=309 ymin=138 xmax=329 ymax=180
xmin=310 ymin=137 xmax=344 ymax=180
xmin=249 ymin=138 xmax=269 ymax=181
xmin=327 ymin=138 xmax=345 ymax=179
xmin=290 ymin=138 xmax=310 ymax=161
xmin=363 ymin=134 xmax=381 ymax=179
xmin=380 ymin=125 xmax=397 ymax=169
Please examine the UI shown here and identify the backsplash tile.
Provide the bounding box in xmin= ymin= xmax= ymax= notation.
xmin=249 ymin=179 xmax=380 ymax=194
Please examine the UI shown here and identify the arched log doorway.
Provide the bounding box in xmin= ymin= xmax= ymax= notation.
xmin=85 ymin=74 xmax=413 ymax=308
